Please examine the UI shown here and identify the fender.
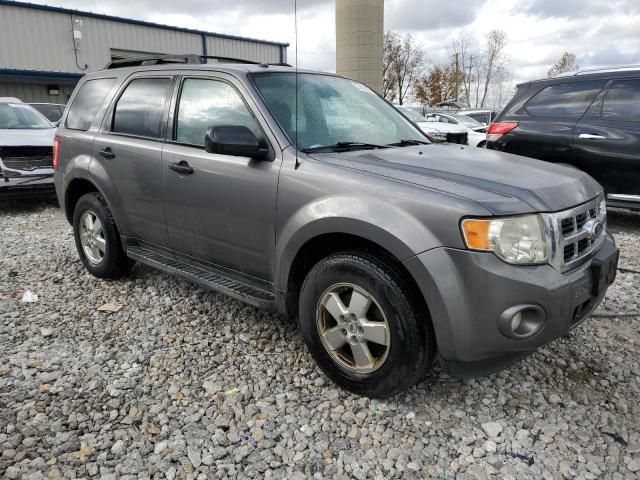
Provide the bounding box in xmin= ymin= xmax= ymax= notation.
xmin=61 ymin=156 xmax=124 ymax=236
xmin=275 ymin=195 xmax=441 ymax=290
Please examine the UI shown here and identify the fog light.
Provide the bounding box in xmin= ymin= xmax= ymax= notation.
xmin=498 ymin=305 xmax=547 ymax=339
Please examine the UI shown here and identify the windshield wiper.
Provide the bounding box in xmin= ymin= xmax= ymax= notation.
xmin=301 ymin=141 xmax=389 ymax=153
xmin=386 ymin=139 xmax=430 ymax=147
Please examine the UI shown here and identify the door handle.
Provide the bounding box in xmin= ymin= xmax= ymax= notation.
xmin=98 ymin=147 xmax=116 ymax=159
xmin=168 ymin=161 xmax=194 ymax=175
xmin=579 ymin=133 xmax=607 ymax=140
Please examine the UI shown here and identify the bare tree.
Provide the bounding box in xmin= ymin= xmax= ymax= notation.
xmin=383 ymin=32 xmax=400 ymax=102
xmin=548 ymin=52 xmax=579 ymax=77
xmin=449 ymin=30 xmax=511 ymax=108
xmin=480 ymin=30 xmax=508 ymax=108
xmin=448 ymin=31 xmax=478 ymax=107
xmin=383 ymin=32 xmax=425 ymax=105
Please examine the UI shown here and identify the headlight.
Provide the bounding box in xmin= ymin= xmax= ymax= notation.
xmin=461 ymin=214 xmax=549 ymax=265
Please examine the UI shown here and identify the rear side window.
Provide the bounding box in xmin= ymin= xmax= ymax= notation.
xmin=524 ymin=81 xmax=604 ymax=119
xmin=66 ymin=78 xmax=115 ymax=131
xmin=602 ymin=79 xmax=640 ymax=122
xmin=112 ymin=78 xmax=171 ymax=139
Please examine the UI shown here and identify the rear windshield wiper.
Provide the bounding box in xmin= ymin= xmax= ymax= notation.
xmin=301 ymin=141 xmax=389 ymax=153
xmin=386 ymin=139 xmax=430 ymax=147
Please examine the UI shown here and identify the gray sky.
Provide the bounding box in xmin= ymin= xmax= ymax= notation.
xmin=30 ymin=0 xmax=640 ymax=84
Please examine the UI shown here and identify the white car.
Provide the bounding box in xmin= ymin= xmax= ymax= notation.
xmin=425 ymin=113 xmax=488 ymax=147
xmin=396 ymin=106 xmax=469 ymax=145
xmin=0 ymin=98 xmax=56 ymax=198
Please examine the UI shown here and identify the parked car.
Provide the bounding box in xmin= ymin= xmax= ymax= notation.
xmin=396 ymin=105 xmax=468 ymax=145
xmin=425 ymin=112 xmax=487 ymax=147
xmin=486 ymin=67 xmax=640 ymax=210
xmin=29 ymin=103 xmax=66 ymax=124
xmin=458 ymin=109 xmax=498 ymax=126
xmin=54 ymin=56 xmax=618 ymax=397
xmin=0 ymin=97 xmax=56 ymax=199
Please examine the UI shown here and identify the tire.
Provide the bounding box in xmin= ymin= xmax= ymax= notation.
xmin=298 ymin=251 xmax=435 ymax=398
xmin=73 ymin=192 xmax=131 ymax=279
xmin=477 ymin=141 xmax=487 ymax=148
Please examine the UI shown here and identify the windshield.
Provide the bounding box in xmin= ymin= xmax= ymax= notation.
xmin=397 ymin=107 xmax=427 ymax=123
xmin=0 ymin=103 xmax=52 ymax=129
xmin=454 ymin=114 xmax=483 ymax=128
xmin=252 ymin=73 xmax=426 ymax=151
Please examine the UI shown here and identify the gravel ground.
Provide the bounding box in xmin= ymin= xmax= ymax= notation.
xmin=1 ymin=200 xmax=639 ymax=480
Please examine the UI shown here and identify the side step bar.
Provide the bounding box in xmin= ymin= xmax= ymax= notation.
xmin=127 ymin=245 xmax=275 ymax=309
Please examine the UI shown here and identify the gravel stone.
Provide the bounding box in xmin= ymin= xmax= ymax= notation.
xmin=1 ymin=201 xmax=640 ymax=480
xmin=481 ymin=422 xmax=504 ymax=438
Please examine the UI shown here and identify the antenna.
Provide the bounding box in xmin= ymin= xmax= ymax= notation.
xmin=294 ymin=0 xmax=300 ymax=169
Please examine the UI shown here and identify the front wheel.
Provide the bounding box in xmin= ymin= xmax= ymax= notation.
xmin=298 ymin=251 xmax=435 ymax=397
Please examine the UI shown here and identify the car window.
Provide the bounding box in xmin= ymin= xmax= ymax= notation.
xmin=112 ymin=78 xmax=171 ymax=139
xmin=176 ymin=78 xmax=260 ymax=146
xmin=66 ymin=78 xmax=116 ymax=131
xmin=525 ymin=81 xmax=605 ymax=119
xmin=31 ymin=104 xmax=63 ymax=122
xmin=602 ymin=79 xmax=640 ymax=122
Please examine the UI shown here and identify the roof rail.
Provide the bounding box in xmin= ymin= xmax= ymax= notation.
xmin=104 ymin=54 xmax=292 ymax=70
xmin=555 ymin=64 xmax=640 ymax=77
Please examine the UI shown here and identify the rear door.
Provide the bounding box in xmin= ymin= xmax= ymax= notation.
xmin=504 ymin=80 xmax=605 ymax=162
xmin=92 ymin=74 xmax=174 ymax=248
xmin=574 ymin=77 xmax=640 ymax=195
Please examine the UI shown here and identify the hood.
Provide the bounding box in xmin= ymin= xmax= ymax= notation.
xmin=309 ymin=145 xmax=602 ymax=215
xmin=0 ymin=128 xmax=56 ymax=147
xmin=417 ymin=122 xmax=468 ymax=134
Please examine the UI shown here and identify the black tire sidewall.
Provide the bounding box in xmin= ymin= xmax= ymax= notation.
xmin=299 ymin=253 xmax=431 ymax=397
xmin=72 ymin=193 xmax=127 ymax=278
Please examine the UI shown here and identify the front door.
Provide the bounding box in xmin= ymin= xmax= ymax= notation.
xmin=92 ymin=75 xmax=173 ymax=247
xmin=574 ymin=77 xmax=640 ymax=196
xmin=162 ymin=76 xmax=280 ymax=280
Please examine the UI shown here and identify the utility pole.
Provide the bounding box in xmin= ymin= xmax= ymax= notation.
xmin=454 ymin=52 xmax=460 ymax=102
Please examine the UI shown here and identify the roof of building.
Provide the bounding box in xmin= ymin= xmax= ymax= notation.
xmin=0 ymin=0 xmax=289 ymax=48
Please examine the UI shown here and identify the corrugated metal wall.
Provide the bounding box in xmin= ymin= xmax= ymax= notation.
xmin=0 ymin=3 xmax=285 ymax=74
xmin=207 ymin=37 xmax=283 ymax=64
xmin=0 ymin=82 xmax=74 ymax=103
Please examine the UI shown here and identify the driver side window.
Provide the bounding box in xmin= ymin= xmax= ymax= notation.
xmin=176 ymin=78 xmax=260 ymax=147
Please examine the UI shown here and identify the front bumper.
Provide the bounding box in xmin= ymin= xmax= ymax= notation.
xmin=404 ymin=234 xmax=618 ymax=376
xmin=0 ymin=169 xmax=55 ymax=199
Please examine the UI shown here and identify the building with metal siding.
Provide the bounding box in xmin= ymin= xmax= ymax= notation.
xmin=0 ymin=0 xmax=288 ymax=103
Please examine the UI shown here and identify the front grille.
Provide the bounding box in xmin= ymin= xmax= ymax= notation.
xmin=0 ymin=146 xmax=53 ymax=171
xmin=446 ymin=133 xmax=468 ymax=145
xmin=549 ymin=197 xmax=606 ymax=272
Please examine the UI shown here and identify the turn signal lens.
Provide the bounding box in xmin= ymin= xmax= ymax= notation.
xmin=461 ymin=219 xmax=492 ymax=250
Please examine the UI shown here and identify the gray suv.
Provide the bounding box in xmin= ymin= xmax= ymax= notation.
xmin=54 ymin=55 xmax=619 ymax=397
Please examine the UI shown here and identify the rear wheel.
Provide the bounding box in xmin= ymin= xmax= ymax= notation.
xmin=298 ymin=251 xmax=435 ymax=398
xmin=73 ymin=192 xmax=132 ymax=279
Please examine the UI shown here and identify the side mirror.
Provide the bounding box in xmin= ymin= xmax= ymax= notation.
xmin=204 ymin=125 xmax=269 ymax=160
